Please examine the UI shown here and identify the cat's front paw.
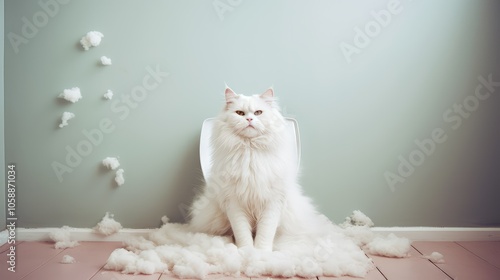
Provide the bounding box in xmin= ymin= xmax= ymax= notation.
xmin=255 ymin=244 xmax=273 ymax=252
xmin=235 ymin=239 xmax=254 ymax=249
xmin=237 ymin=244 xmax=255 ymax=252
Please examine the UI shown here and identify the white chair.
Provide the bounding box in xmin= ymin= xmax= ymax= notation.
xmin=199 ymin=117 xmax=301 ymax=180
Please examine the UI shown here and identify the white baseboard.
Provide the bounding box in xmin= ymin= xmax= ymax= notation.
xmin=14 ymin=228 xmax=152 ymax=242
xmin=1 ymin=227 xmax=499 ymax=246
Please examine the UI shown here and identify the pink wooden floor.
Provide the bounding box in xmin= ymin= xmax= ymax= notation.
xmin=1 ymin=241 xmax=499 ymax=280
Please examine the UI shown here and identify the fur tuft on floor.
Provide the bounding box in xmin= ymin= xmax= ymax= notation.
xmin=104 ymin=211 xmax=411 ymax=279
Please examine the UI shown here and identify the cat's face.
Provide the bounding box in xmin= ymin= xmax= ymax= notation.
xmin=223 ymin=87 xmax=278 ymax=139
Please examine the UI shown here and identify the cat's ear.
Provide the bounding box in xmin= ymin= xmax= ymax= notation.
xmin=225 ymin=86 xmax=238 ymax=106
xmin=260 ymin=88 xmax=275 ymax=105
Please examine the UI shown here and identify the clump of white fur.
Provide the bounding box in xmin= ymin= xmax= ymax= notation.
xmin=103 ymin=89 xmax=113 ymax=100
xmin=423 ymin=251 xmax=445 ymax=263
xmin=59 ymin=112 xmax=75 ymax=128
xmin=49 ymin=226 xmax=80 ymax=249
xmin=102 ymin=157 xmax=120 ymax=170
xmin=161 ymin=215 xmax=169 ymax=224
xmin=104 ymin=212 xmax=412 ymax=278
xmin=364 ymin=233 xmax=411 ymax=258
xmin=58 ymin=87 xmax=82 ymax=103
xmin=115 ymin=169 xmax=125 ymax=186
xmin=101 ymin=157 xmax=124 ymax=185
xmin=60 ymin=255 xmax=76 ymax=264
xmin=93 ymin=212 xmax=123 ymax=236
xmin=340 ymin=210 xmax=411 ymax=258
xmin=80 ymin=31 xmax=103 ymax=50
xmin=100 ymin=56 xmax=112 ymax=65
xmin=105 ymin=217 xmax=377 ymax=278
xmin=341 ymin=210 xmax=374 ymax=227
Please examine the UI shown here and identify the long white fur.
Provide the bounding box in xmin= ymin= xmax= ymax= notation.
xmin=105 ymin=211 xmax=378 ymax=278
xmin=103 ymin=87 xmax=410 ymax=278
xmin=189 ymin=87 xmax=326 ymax=251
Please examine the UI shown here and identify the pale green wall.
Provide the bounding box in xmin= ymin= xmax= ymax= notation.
xmin=4 ymin=0 xmax=500 ymax=228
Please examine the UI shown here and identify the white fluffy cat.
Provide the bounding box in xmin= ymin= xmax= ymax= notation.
xmin=189 ymin=87 xmax=324 ymax=252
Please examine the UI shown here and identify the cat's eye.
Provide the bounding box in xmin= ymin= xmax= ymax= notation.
xmin=254 ymin=110 xmax=263 ymax=116
xmin=235 ymin=110 xmax=245 ymax=116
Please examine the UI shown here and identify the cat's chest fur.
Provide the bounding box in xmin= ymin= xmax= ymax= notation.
xmin=211 ymin=136 xmax=291 ymax=206
xmin=226 ymin=144 xmax=281 ymax=185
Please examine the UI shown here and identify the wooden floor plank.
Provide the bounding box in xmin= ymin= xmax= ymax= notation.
xmin=457 ymin=241 xmax=500 ymax=269
xmin=0 ymin=242 xmax=17 ymax=254
xmin=0 ymin=241 xmax=63 ymax=280
xmin=318 ymin=266 xmax=386 ymax=280
xmin=252 ymin=277 xmax=315 ymax=280
xmin=21 ymin=242 xmax=122 ymax=280
xmin=92 ymin=270 xmax=162 ymax=280
xmin=5 ymin=241 xmax=500 ymax=280
xmin=159 ymin=272 xmax=249 ymax=279
xmin=413 ymin=241 xmax=500 ymax=280
xmin=369 ymin=246 xmax=451 ymax=280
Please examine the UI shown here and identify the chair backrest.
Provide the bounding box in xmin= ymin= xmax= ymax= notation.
xmin=199 ymin=117 xmax=301 ymax=179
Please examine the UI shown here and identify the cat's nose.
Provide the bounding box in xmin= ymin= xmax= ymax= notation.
xmin=246 ymin=118 xmax=253 ymax=122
